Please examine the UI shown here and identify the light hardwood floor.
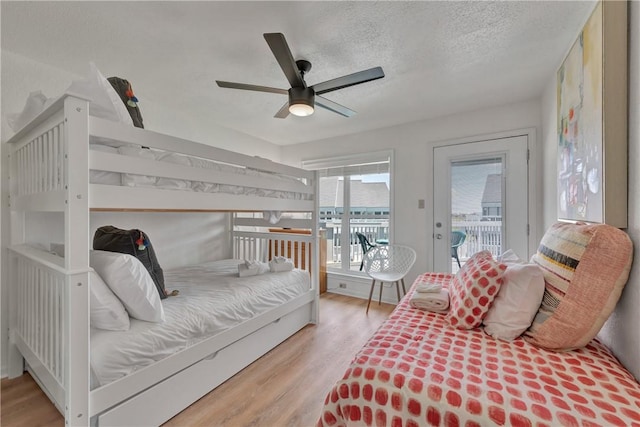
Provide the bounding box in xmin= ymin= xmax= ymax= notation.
xmin=1 ymin=293 xmax=395 ymax=427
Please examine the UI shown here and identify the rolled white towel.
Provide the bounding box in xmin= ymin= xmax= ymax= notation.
xmin=269 ymin=257 xmax=294 ymax=272
xmin=238 ymin=260 xmax=270 ymax=277
xmin=416 ymin=282 xmax=443 ymax=293
xmin=409 ymin=289 xmax=450 ymax=313
xmin=244 ymin=260 xmax=260 ymax=269
xmin=263 ymin=210 xmax=282 ymax=225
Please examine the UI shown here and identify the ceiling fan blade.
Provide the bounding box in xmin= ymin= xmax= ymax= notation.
xmin=315 ymin=96 xmax=356 ymax=118
xmin=216 ymin=81 xmax=288 ymax=95
xmin=274 ymin=101 xmax=290 ymax=119
xmin=263 ymin=33 xmax=305 ymax=88
xmin=311 ymin=66 xmax=385 ymax=95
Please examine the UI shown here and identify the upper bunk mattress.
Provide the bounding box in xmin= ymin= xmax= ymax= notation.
xmin=318 ymin=274 xmax=640 ymax=427
xmin=91 ymin=259 xmax=310 ymax=387
xmin=89 ymin=144 xmax=310 ymax=200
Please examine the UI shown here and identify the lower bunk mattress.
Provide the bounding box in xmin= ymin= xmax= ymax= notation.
xmin=91 ymin=259 xmax=310 ymax=388
xmin=318 ymin=279 xmax=640 ymax=427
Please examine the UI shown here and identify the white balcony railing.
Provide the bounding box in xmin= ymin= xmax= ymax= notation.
xmin=322 ymin=223 xmax=388 ymax=266
xmin=452 ymin=220 xmax=503 ymax=260
xmin=323 ymin=220 xmax=502 ymax=270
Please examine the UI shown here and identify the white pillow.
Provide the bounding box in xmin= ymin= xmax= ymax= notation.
xmin=65 ymin=62 xmax=133 ymax=126
xmin=90 ymin=250 xmax=165 ymax=323
xmin=6 ymin=90 xmax=55 ymax=132
xmin=90 ymin=270 xmax=130 ymax=331
xmin=497 ymin=248 xmax=522 ymax=264
xmin=483 ymin=252 xmax=545 ymax=341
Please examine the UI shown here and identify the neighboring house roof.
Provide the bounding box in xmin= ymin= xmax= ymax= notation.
xmin=320 ymin=176 xmax=389 ymax=208
xmin=481 ymin=174 xmax=502 ymax=205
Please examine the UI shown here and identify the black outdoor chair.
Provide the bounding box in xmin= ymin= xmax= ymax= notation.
xmin=451 ymin=230 xmax=467 ymax=268
xmin=356 ymin=232 xmax=377 ymax=271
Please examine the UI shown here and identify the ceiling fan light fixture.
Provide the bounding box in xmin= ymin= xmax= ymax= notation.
xmin=289 ymin=102 xmax=314 ymax=117
xmin=288 ymin=87 xmax=315 ymax=117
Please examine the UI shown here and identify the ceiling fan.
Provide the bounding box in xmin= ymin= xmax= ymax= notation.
xmin=216 ymin=33 xmax=385 ymax=118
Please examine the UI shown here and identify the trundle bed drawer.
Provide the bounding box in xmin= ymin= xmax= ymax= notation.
xmin=97 ymin=302 xmax=313 ymax=426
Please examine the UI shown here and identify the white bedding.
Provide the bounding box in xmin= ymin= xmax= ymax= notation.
xmin=90 ymin=259 xmax=310 ymax=388
xmin=89 ymin=144 xmax=309 ymax=200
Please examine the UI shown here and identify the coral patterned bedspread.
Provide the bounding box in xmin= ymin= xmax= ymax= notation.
xmin=318 ymin=274 xmax=640 ymax=427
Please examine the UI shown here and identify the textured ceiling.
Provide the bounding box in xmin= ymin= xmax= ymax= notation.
xmin=1 ymin=1 xmax=595 ymax=145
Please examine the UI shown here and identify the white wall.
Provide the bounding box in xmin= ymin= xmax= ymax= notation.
xmin=90 ymin=213 xmax=230 ymax=269
xmin=281 ymin=99 xmax=543 ymax=295
xmin=20 ymin=212 xmax=229 ymax=271
xmin=540 ymin=3 xmax=640 ymax=381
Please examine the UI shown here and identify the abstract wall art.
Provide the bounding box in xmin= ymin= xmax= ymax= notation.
xmin=557 ymin=0 xmax=628 ymax=227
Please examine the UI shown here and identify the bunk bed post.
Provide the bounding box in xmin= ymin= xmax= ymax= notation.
xmin=311 ymin=170 xmax=320 ymax=324
xmin=63 ymin=96 xmax=90 ymax=426
xmin=6 ymin=145 xmax=25 ymax=378
xmin=6 ymin=325 xmax=24 ymax=378
xmin=230 ymin=213 xmax=236 ymax=259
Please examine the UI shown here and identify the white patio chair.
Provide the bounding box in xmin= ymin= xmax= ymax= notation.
xmin=363 ymin=244 xmax=416 ymax=314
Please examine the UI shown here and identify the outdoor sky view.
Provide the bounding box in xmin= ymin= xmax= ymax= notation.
xmin=358 ymin=173 xmax=389 ymax=188
xmin=351 ymin=164 xmax=501 ymax=217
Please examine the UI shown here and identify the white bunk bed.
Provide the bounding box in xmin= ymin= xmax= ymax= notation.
xmin=5 ymin=94 xmax=320 ymax=426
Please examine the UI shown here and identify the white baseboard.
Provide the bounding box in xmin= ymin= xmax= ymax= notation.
xmin=326 ymin=273 xmax=404 ymax=305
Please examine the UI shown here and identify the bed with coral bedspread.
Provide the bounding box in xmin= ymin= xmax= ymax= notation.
xmin=318 ymin=273 xmax=640 ymax=427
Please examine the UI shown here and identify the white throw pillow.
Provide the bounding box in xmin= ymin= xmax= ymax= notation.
xmin=90 ymin=250 xmax=165 ymax=323
xmin=65 ymin=62 xmax=133 ymax=126
xmin=6 ymin=90 xmax=55 ymax=132
xmin=483 ymin=261 xmax=545 ymax=341
xmin=497 ymin=248 xmax=522 ymax=264
xmin=90 ymin=270 xmax=130 ymax=331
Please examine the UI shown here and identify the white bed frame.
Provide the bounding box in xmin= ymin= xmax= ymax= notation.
xmin=5 ymin=94 xmax=320 ymax=426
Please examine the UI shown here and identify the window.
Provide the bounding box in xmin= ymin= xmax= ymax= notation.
xmin=303 ymin=151 xmax=392 ymax=274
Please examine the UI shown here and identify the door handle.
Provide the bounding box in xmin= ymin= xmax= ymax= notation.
xmin=435 ymin=234 xmax=443 ymax=239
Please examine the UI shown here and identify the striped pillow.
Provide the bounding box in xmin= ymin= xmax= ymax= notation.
xmin=524 ymin=222 xmax=633 ymax=350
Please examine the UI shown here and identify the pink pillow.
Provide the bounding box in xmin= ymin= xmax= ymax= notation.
xmin=524 ymin=222 xmax=633 ymax=350
xmin=447 ymin=250 xmax=506 ymax=329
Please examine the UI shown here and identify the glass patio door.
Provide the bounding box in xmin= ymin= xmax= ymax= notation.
xmin=433 ymin=135 xmax=529 ymax=272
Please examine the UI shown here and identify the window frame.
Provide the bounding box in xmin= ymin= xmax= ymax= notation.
xmin=303 ymin=150 xmax=394 ymax=275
